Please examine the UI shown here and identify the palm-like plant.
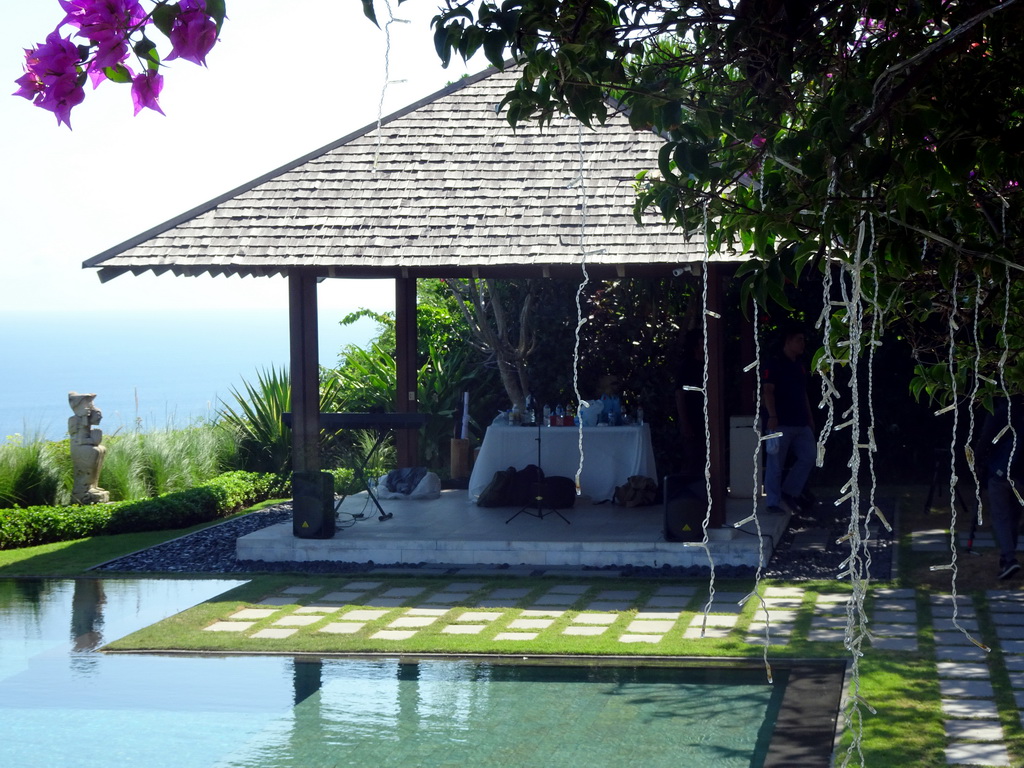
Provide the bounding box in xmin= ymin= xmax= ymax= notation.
xmin=218 ymin=366 xmax=346 ymax=475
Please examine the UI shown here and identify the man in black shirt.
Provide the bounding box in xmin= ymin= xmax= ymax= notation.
xmin=762 ymin=326 xmax=816 ymax=515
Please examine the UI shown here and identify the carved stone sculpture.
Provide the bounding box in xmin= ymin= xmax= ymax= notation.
xmin=68 ymin=392 xmax=109 ymax=505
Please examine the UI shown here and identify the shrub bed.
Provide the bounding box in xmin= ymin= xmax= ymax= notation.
xmin=0 ymin=471 xmax=287 ymax=550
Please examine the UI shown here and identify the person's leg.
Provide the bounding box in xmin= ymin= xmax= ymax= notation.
xmin=764 ymin=429 xmax=795 ymax=508
xmin=781 ymin=425 xmax=816 ymax=501
xmin=988 ymin=475 xmax=1020 ymax=577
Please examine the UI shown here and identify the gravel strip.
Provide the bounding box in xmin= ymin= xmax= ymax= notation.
xmin=93 ymin=501 xmax=892 ymax=581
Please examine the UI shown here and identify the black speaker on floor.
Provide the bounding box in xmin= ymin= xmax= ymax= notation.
xmin=292 ymin=471 xmax=336 ymax=539
xmin=663 ymin=474 xmax=705 ymax=542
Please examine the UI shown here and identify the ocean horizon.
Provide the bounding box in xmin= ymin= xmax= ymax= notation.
xmin=0 ymin=309 xmax=379 ymax=442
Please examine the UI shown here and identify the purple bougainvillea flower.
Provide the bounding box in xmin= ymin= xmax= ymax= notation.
xmin=167 ymin=0 xmax=218 ymax=66
xmin=131 ymin=69 xmax=164 ymax=115
xmin=751 ymin=134 xmax=767 ymax=149
xmin=13 ymin=30 xmax=85 ymax=127
xmin=59 ymin=0 xmax=147 ymax=76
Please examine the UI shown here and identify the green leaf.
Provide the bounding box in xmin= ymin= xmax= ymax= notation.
xmin=152 ymin=3 xmax=179 ymax=38
xmin=361 ymin=0 xmax=379 ymax=27
xmin=205 ymin=0 xmax=227 ymax=33
xmin=134 ymin=37 xmax=160 ymax=70
xmin=103 ymin=64 xmax=133 ymax=84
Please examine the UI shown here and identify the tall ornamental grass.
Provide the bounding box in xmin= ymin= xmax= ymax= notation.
xmin=0 ymin=423 xmax=239 ymax=507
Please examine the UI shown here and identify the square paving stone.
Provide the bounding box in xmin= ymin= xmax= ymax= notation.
xmin=937 ymin=663 xmax=991 ymax=680
xmin=574 ymin=614 xmax=617 ymax=625
xmin=494 ymin=632 xmax=537 ymax=641
xmin=872 ymin=610 xmax=918 ymax=624
xmin=753 ymin=610 xmax=798 ymax=623
xmin=994 ymin=623 xmax=1024 ymax=640
xmin=944 ymin=719 xmax=1005 ymax=741
xmin=281 ymin=586 xmax=322 ymax=595
xmin=1004 ymin=656 xmax=1024 ymax=672
xmin=508 ymin=619 xmax=553 ymax=630
xmin=371 ymin=630 xmax=417 ymax=640
xmin=520 ymin=610 xmax=565 ymax=617
xmin=870 ymin=636 xmax=918 ymax=652
xmin=584 ymin=600 xmax=635 ymax=612
xmin=872 ymin=624 xmax=917 ymax=638
xmin=341 ymin=609 xmax=390 ymax=621
xmin=934 ymin=631 xmax=975 ymax=646
xmin=530 ymin=594 xmax=579 ymax=607
xmin=381 ymin=587 xmax=427 ymax=598
xmin=944 ymin=742 xmax=1011 ymax=767
xmin=682 ymin=626 xmax=732 ymax=639
xmin=935 ymin=645 xmax=990 ymax=662
xmin=695 ymin=614 xmax=739 ymax=628
xmin=441 ymin=582 xmax=485 ymax=592
xmin=563 ymin=626 xmax=608 ymax=636
xmin=457 ymin=611 xmax=503 ymax=622
xmin=627 ymin=620 xmax=675 ymax=633
xmin=255 ymin=597 xmax=295 ymax=607
xmin=442 ymin=625 xmax=486 ymax=634
xmin=990 ymin=611 xmax=1024 ymax=626
xmin=343 ymin=581 xmax=383 ymax=590
xmin=929 ymin=603 xmax=976 ymax=619
xmin=389 ymin=616 xmax=438 ymax=628
xmin=253 ymin=628 xmax=298 ymax=639
xmin=761 ymin=598 xmax=803 ymax=609
xmin=764 ymin=587 xmax=804 ymax=598
xmin=363 ymin=598 xmax=408 ymax=608
xmin=653 ymin=585 xmax=698 ymax=596
xmin=406 ymin=608 xmax=449 ymax=617
xmin=488 ymin=588 xmax=532 ymax=599
xmin=636 ymin=611 xmax=681 ymax=620
xmin=995 ymin=639 xmax=1024 ymax=655
xmin=940 ymin=699 xmax=1000 ymax=719
xmin=940 ymin=679 xmax=996 ymax=698
xmin=423 ymin=594 xmax=471 ymax=605
xmin=643 ymin=597 xmax=692 ymax=610
xmin=807 ymin=629 xmax=846 ymax=643
xmin=934 ymin=617 xmax=980 ymax=632
xmin=873 ymin=588 xmax=916 ymax=599
xmin=320 ymin=623 xmax=363 ymax=634
xmin=815 ymin=593 xmax=850 ymax=603
xmin=205 ymin=621 xmax=253 ymax=632
xmin=229 ymin=609 xmax=277 ymax=620
xmin=320 ymin=591 xmax=369 ymax=604
xmin=1006 ymin=672 xmax=1024 ymax=688
xmin=871 ymin=599 xmax=916 ymax=612
xmin=596 ymin=590 xmax=640 ymax=600
xmin=619 ymin=634 xmax=663 ymax=644
xmin=548 ymin=584 xmax=590 ymax=595
xmin=273 ymin=615 xmax=322 ymax=627
xmin=294 ymin=605 xmax=342 ymax=614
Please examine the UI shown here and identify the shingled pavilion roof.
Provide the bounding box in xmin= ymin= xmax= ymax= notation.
xmin=85 ymin=65 xmax=738 ymax=283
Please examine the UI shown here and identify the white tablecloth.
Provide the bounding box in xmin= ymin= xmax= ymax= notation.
xmin=469 ymin=424 xmax=657 ymax=502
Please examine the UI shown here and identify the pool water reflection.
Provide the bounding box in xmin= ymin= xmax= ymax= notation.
xmin=0 ymin=579 xmax=787 ymax=768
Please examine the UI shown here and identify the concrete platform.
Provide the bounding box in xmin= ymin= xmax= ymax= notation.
xmin=237 ymin=489 xmax=789 ymax=569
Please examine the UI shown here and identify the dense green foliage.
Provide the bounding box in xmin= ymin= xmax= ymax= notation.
xmin=369 ymin=0 xmax=1024 ymax=402
xmin=0 ymin=470 xmax=285 ymax=550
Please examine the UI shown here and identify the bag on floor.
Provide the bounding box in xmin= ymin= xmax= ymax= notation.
xmin=538 ymin=476 xmax=577 ymax=509
xmin=509 ymin=464 xmax=545 ymax=506
xmin=477 ymin=466 xmax=517 ymax=507
xmin=614 ymin=475 xmax=658 ymax=507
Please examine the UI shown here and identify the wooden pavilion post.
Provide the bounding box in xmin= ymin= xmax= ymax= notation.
xmin=394 ymin=276 xmax=419 ymax=466
xmin=289 ymin=271 xmax=333 ymax=538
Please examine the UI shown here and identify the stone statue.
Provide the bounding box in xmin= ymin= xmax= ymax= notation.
xmin=68 ymin=392 xmax=110 ymax=505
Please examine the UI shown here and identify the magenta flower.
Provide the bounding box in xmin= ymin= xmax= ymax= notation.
xmin=166 ymin=0 xmax=218 ymax=66
xmin=13 ymin=30 xmax=85 ymax=128
xmin=59 ymin=0 xmax=147 ymax=79
xmin=131 ymin=69 xmax=164 ymax=115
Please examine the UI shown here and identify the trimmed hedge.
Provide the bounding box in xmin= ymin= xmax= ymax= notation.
xmin=0 ymin=471 xmax=288 ymax=550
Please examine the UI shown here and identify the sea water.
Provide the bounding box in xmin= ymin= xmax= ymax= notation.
xmin=0 ymin=309 xmax=378 ymax=442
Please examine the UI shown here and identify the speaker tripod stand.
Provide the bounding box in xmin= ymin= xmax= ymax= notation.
xmin=506 ymin=419 xmax=571 ymax=525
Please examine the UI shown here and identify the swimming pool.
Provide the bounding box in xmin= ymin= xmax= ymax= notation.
xmin=0 ymin=578 xmax=842 ymax=767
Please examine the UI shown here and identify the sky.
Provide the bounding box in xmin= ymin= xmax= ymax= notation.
xmin=1 ymin=1 xmax=478 ymax=314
